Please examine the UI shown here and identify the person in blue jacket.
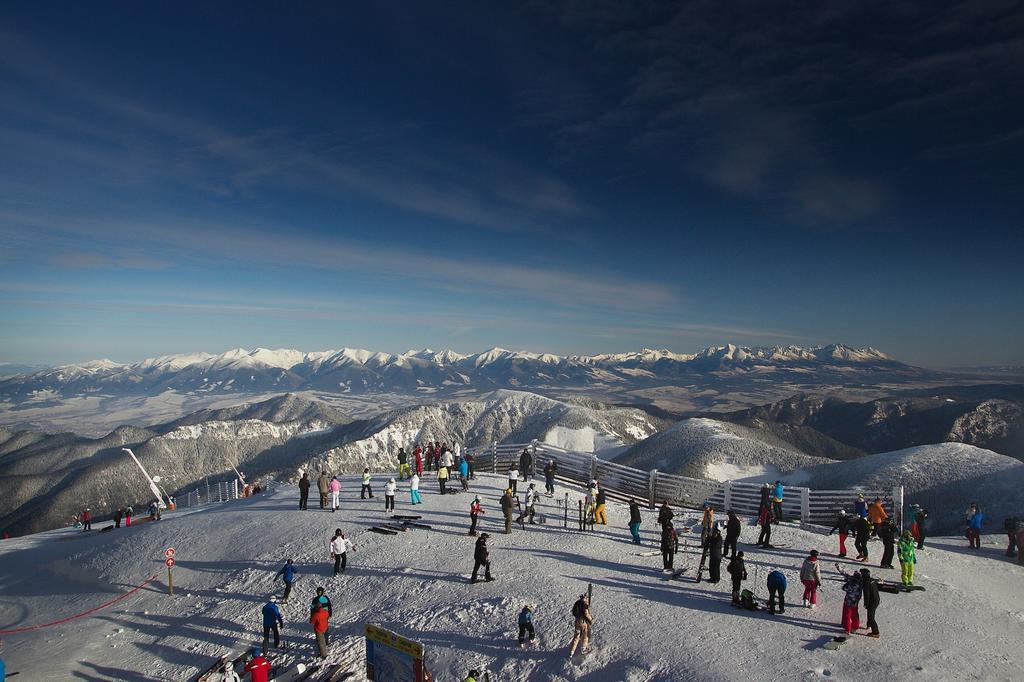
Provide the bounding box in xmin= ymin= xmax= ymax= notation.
xmin=854 ymin=494 xmax=868 ymax=519
xmin=517 ymin=605 xmax=535 ymax=647
xmin=275 ymin=559 xmax=296 ymax=603
xmin=459 ymin=456 xmax=470 ymax=491
xmin=261 ymin=597 xmax=284 ymax=654
xmin=766 ymin=570 xmax=787 ymax=614
xmin=771 ymin=481 xmax=785 ymax=523
xmin=967 ymin=503 xmax=984 ymax=549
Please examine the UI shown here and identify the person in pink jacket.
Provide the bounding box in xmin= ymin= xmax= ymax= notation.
xmin=329 ymin=476 xmax=342 ymax=512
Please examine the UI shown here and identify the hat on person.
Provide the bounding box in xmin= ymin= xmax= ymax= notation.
xmin=810 ymin=549 xmax=819 ymax=557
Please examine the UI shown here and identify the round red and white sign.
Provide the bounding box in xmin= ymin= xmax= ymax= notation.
xmin=165 ymin=557 xmax=175 ymax=568
xmin=164 ymin=548 xmax=175 ymax=558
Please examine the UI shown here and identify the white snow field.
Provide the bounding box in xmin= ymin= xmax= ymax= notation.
xmin=0 ymin=474 xmax=1021 ymax=681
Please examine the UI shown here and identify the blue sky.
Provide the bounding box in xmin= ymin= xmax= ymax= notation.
xmin=1 ymin=1 xmax=1022 ymax=368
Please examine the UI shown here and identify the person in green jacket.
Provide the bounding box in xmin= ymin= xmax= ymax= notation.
xmin=898 ymin=530 xmax=917 ymax=586
xmin=464 ymin=669 xmax=480 ymax=682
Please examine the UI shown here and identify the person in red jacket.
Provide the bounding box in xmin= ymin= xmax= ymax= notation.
xmin=310 ymin=603 xmax=330 ymax=659
xmin=244 ymin=648 xmax=271 ymax=682
xmin=414 ymin=446 xmax=424 ymax=476
xmin=81 ymin=508 xmax=92 ymax=531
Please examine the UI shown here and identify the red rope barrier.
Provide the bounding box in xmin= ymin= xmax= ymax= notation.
xmin=0 ymin=573 xmax=158 ymax=634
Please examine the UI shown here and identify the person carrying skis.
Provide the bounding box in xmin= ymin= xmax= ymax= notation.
xmin=800 ymin=549 xmax=821 ymax=608
xmin=700 ymin=503 xmax=715 ymax=545
xmin=517 ymin=484 xmax=538 ymax=525
xmin=520 ymin=448 xmax=533 ymax=482
xmin=81 ymin=507 xmax=92 ymax=531
xmin=298 ymin=472 xmax=310 ymax=510
xmin=330 ymin=529 xmax=354 ymax=574
xmin=410 ymin=473 xmax=422 ymax=505
xmin=594 ymin=483 xmax=607 ymax=525
xmin=707 ymin=526 xmax=724 ymax=583
xmin=829 ymin=509 xmax=851 ymax=557
xmin=544 ymin=459 xmax=557 ymax=496
xmin=860 ymin=568 xmax=881 ymax=638
xmin=317 ymin=471 xmax=329 ymax=509
xmin=756 ymin=504 xmax=773 ymax=548
xmin=459 ymin=456 xmax=470 ymax=491
xmin=659 ymin=518 xmax=676 ymax=571
xmin=469 ymin=495 xmax=484 ymax=535
xmin=628 ymin=499 xmax=643 ymax=545
xmin=397 ymin=447 xmax=410 ymax=480
xmin=384 ymin=478 xmax=397 ymax=513
xmin=310 ymin=603 xmax=329 ymax=659
xmin=840 ymin=570 xmax=863 ymax=635
xmin=274 ymin=559 xmax=296 ymax=603
xmin=771 ymin=481 xmax=785 ymax=523
xmin=898 ymin=530 xmax=917 ymax=586
xmin=967 ymin=503 xmax=984 ymax=549
xmin=568 ymin=593 xmax=592 ymax=657
xmin=766 ymin=569 xmax=787 ymax=614
xmin=853 ymin=515 xmax=871 ymax=562
xmin=517 ymin=605 xmax=536 ymax=647
xmin=500 ymin=488 xmax=514 ymax=534
xmin=329 ymin=476 xmax=342 ymax=512
xmin=723 ymin=510 xmax=741 ymax=558
xmin=360 ymin=469 xmax=374 ymax=499
xmin=727 ymin=550 xmax=747 ymax=604
xmin=261 ymin=596 xmax=284 ymax=654
xmin=471 ymin=533 xmax=493 ymax=583
xmin=854 ymin=494 xmax=868 ymax=519
xmin=878 ymin=518 xmax=896 ymax=569
xmin=244 ymin=648 xmax=271 ymax=682
xmin=414 ymin=446 xmax=424 ymax=476
xmin=507 ymin=465 xmax=520 ymax=495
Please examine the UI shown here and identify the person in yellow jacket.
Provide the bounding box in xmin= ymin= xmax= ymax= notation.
xmin=898 ymin=530 xmax=917 ymax=585
xmin=463 ymin=670 xmax=480 ymax=682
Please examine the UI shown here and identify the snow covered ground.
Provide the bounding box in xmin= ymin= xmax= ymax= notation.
xmin=0 ymin=474 xmax=1021 ymax=681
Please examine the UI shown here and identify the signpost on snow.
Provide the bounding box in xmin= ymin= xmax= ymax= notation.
xmin=165 ymin=548 xmax=176 ymax=595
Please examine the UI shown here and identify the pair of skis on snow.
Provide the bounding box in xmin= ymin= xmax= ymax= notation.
xmin=370 ymin=515 xmax=430 ymax=535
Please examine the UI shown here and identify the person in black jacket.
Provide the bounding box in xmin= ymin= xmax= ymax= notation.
xmin=853 ymin=516 xmax=871 ymax=562
xmin=860 ymin=568 xmax=881 ymax=637
xmin=723 ymin=511 xmax=741 ymax=558
xmin=877 ymin=519 xmax=896 ymax=569
xmin=759 ymin=483 xmax=771 ymax=514
xmin=519 ymin=448 xmax=533 ymax=482
xmin=298 ymin=472 xmax=310 ymax=510
xmin=628 ymin=499 xmax=643 ymax=545
xmin=660 ymin=520 xmax=675 ymax=570
xmin=657 ymin=501 xmax=674 ymax=528
xmin=829 ymin=510 xmax=852 ymax=558
xmin=543 ymin=460 xmax=557 ymax=496
xmin=707 ymin=526 xmax=724 ymax=583
xmin=727 ymin=551 xmax=747 ymax=604
xmin=471 ymin=533 xmax=494 ymax=583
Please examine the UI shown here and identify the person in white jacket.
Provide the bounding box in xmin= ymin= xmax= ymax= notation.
xmin=516 ymin=483 xmax=538 ymax=525
xmin=441 ymin=448 xmax=454 ymax=469
xmin=384 ymin=478 xmax=397 ymax=513
xmin=410 ymin=474 xmax=422 ymax=505
xmin=330 ymin=529 xmax=354 ymax=575
xmin=508 ymin=466 xmax=520 ymax=495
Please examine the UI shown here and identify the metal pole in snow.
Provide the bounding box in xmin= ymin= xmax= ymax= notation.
xmin=122 ymin=448 xmax=167 ymax=508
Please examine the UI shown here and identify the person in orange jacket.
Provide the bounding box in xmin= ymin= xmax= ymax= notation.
xmin=310 ymin=603 xmax=330 ymax=659
xmin=244 ymin=648 xmax=271 ymax=682
xmin=867 ymin=498 xmax=888 ymax=537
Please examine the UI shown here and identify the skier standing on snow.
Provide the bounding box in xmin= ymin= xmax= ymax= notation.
xmin=310 ymin=586 xmax=333 ymax=644
xmin=414 ymin=446 xmax=423 ymax=476
xmin=466 ymin=450 xmax=476 ymax=479
xmin=517 ymin=605 xmax=536 ymax=647
xmin=244 ymin=648 xmax=270 ymax=682
xmin=114 ymin=507 xmax=124 ymax=528
xmin=860 ymin=568 xmax=881 ymax=638
xmin=766 ymin=569 xmax=787 ymax=614
xmin=1004 ymin=517 xmax=1020 ymax=557
xmin=853 ymin=515 xmax=871 ymax=562
xmin=568 ymin=593 xmax=592 ymax=657
xmin=517 ymin=483 xmax=538 ymax=525
xmin=298 ymin=472 xmax=310 ymax=510
xmin=507 ymin=465 xmax=520 ymax=495
xmin=469 ymin=495 xmax=484 ymax=536
xmin=700 ymin=503 xmax=715 ymax=545
xmin=274 ymin=559 xmax=296 ymax=604
xmin=360 ymin=469 xmax=374 ymax=499
xmin=756 ymin=504 xmax=773 ymax=548
xmin=867 ymin=497 xmax=888 ymax=536
xmin=437 ymin=464 xmax=450 ymax=496
xmin=81 ymin=508 xmax=91 ymax=531
xmin=500 ymin=489 xmax=514 ymax=534
xmin=397 ymin=447 xmax=410 ymax=480
xmin=878 ymin=518 xmax=896 ymax=569
xmin=829 ymin=509 xmax=851 ymax=558
xmin=124 ymin=505 xmax=133 ymax=526
xmin=317 ymin=471 xmax=329 ymax=509
xmin=471 ymin=533 xmax=494 ymax=583
xmin=329 ymin=476 xmax=342 ymax=512
xmin=771 ymin=481 xmax=785 ymax=523
xmin=727 ymin=550 xmax=747 ymax=604
xmin=912 ymin=505 xmax=929 ymax=549
xmin=310 ymin=603 xmax=329 ymax=659
xmin=800 ymin=549 xmax=821 ymax=608
xmin=384 ymin=478 xmax=397 ymax=513
xmin=759 ymin=483 xmax=771 ymax=514
xmin=898 ymin=530 xmax=917 ymax=586
xmin=707 ymin=526 xmax=724 ymax=583
xmin=840 ymin=570 xmax=863 ymax=635
xmin=261 ymin=596 xmax=284 ymax=654
xmin=520 ymin=448 xmax=533 ymax=482
xmin=594 ymin=483 xmax=607 ymax=525
xmin=661 ymin=519 xmax=676 ymax=571
xmin=628 ymin=499 xmax=643 ymax=545
xmin=330 ymin=529 xmax=354 ymax=575
xmin=544 ymin=459 xmax=557 ymax=496
xmin=723 ymin=510 xmax=741 ymax=558
xmin=967 ymin=503 xmax=984 ymax=549
xmin=459 ymin=456 xmax=470 ymax=491
xmin=410 ymin=473 xmax=422 ymax=505
xmin=854 ymin=494 xmax=868 ymax=519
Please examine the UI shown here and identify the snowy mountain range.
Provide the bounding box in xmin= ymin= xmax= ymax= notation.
xmin=0 ymin=343 xmax=919 ymax=399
